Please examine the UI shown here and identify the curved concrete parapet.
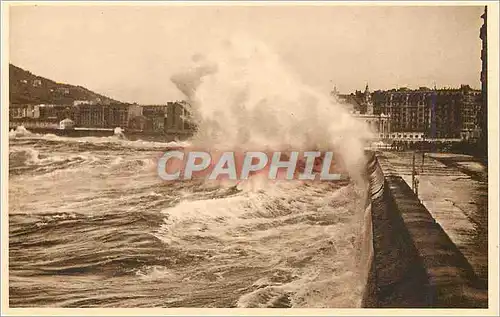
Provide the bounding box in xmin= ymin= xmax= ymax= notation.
xmin=362 ymin=152 xmax=488 ymax=308
xmin=366 ymin=152 xmax=385 ymax=201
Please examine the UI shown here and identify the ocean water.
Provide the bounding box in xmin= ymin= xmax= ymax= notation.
xmin=9 ymin=36 xmax=374 ymax=308
xmin=9 ymin=131 xmax=369 ymax=308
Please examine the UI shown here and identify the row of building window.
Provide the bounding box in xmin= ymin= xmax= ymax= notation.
xmin=378 ymin=133 xmax=425 ymax=139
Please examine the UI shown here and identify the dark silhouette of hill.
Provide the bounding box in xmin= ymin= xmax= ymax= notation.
xmin=9 ymin=64 xmax=121 ymax=105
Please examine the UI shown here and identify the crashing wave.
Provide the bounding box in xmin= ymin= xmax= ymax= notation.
xmin=9 ymin=126 xmax=33 ymax=138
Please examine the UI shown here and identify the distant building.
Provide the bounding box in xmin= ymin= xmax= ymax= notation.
xmin=372 ymin=88 xmax=431 ymax=137
xmin=333 ymin=85 xmax=391 ymax=140
xmin=10 ymin=104 xmax=29 ymax=119
xmin=128 ymin=115 xmax=150 ymax=131
xmin=126 ymin=102 xmax=195 ymax=134
xmin=480 ymin=6 xmax=488 ymax=154
xmin=59 ymin=118 xmax=75 ymax=130
xmin=107 ymin=104 xmax=129 ymax=128
xmin=371 ymin=85 xmax=482 ymax=141
xmin=141 ymin=105 xmax=168 ymax=133
xmin=38 ymin=104 xmax=59 ymax=120
xmin=166 ymin=101 xmax=193 ymax=133
xmin=9 ymin=104 xmax=59 ymax=130
xmin=334 ymin=86 xmax=364 ymax=113
xmin=33 ymin=79 xmax=42 ymax=87
xmin=460 ymin=86 xmax=483 ymax=140
xmin=152 ymin=116 xmax=165 ymax=132
xmin=128 ymin=104 xmax=143 ymax=120
xmin=77 ymin=104 xmax=106 ymax=128
xmin=364 ymin=84 xmax=374 ymax=115
xmin=334 ymin=83 xmax=482 ymax=142
xmin=10 ymin=104 xmax=74 ymax=121
xmin=142 ymin=105 xmax=167 ymax=117
xmin=9 ymin=100 xmax=196 ymax=134
xmin=38 ymin=104 xmax=75 ymax=122
xmin=76 ymin=103 xmax=129 ymax=128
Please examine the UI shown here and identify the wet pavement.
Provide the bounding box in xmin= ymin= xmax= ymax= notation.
xmin=377 ymin=151 xmax=488 ymax=285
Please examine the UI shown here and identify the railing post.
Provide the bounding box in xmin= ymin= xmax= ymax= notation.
xmin=412 ymin=151 xmax=416 ymax=191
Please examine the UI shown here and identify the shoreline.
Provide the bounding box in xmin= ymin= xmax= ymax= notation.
xmin=9 ymin=126 xmax=193 ymax=142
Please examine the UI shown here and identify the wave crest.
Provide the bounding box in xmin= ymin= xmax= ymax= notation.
xmin=171 ymin=35 xmax=372 ymax=184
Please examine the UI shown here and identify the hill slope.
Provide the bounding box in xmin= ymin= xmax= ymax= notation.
xmin=9 ymin=64 xmax=121 ymax=105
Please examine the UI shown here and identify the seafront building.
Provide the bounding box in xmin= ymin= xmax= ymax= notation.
xmin=166 ymin=101 xmax=193 ymax=133
xmin=9 ymin=101 xmax=193 ymax=136
xmin=333 ymin=85 xmax=391 ymax=140
xmin=479 ymin=6 xmax=488 ymax=156
xmin=334 ymin=84 xmax=483 ymax=143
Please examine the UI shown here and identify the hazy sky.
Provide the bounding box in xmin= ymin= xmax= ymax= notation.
xmin=10 ymin=4 xmax=484 ymax=104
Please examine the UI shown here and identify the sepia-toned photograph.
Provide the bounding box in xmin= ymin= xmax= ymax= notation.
xmin=2 ymin=1 xmax=498 ymax=314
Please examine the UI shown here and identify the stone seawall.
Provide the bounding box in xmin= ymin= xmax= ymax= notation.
xmin=362 ymin=154 xmax=487 ymax=308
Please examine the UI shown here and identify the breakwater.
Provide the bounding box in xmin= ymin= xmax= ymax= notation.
xmin=362 ymin=153 xmax=488 ymax=308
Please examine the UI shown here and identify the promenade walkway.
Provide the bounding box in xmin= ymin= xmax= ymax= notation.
xmin=377 ymin=151 xmax=488 ymax=285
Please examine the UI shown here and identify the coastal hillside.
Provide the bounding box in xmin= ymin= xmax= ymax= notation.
xmin=9 ymin=64 xmax=120 ymax=105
